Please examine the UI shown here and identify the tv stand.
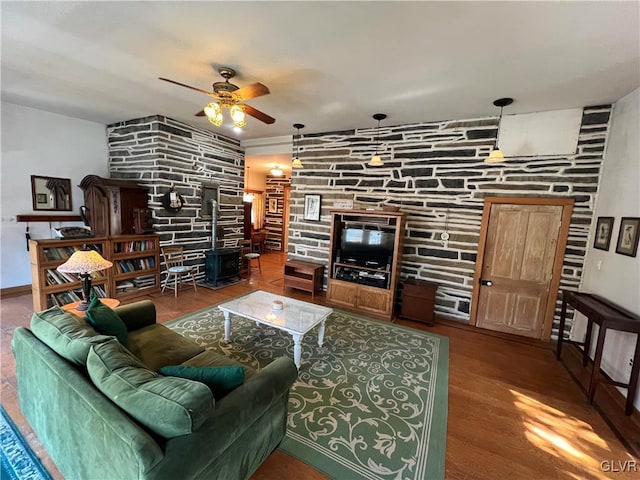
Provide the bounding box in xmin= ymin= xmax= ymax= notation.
xmin=327 ymin=210 xmax=406 ymax=321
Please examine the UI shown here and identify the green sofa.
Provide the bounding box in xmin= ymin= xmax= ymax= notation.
xmin=12 ymin=300 xmax=298 ymax=480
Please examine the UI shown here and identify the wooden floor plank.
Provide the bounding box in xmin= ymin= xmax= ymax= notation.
xmin=1 ymin=251 xmax=636 ymax=479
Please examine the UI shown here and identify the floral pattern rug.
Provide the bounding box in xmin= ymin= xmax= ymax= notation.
xmin=167 ymin=301 xmax=449 ymax=480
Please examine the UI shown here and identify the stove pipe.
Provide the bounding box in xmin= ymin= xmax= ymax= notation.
xmin=211 ymin=199 xmax=218 ymax=251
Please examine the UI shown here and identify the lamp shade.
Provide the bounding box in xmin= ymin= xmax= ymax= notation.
xmin=57 ymin=250 xmax=113 ymax=274
xmin=292 ymin=157 xmax=303 ymax=168
xmin=485 ymin=149 xmax=506 ymax=164
xmin=369 ymin=155 xmax=384 ymax=167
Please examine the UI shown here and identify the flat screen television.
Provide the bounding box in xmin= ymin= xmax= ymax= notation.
xmin=339 ymin=227 xmax=394 ymax=267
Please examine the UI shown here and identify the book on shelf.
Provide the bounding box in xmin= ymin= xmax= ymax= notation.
xmin=132 ymin=274 xmax=156 ymax=288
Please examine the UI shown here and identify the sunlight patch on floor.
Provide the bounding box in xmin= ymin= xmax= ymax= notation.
xmin=510 ymin=389 xmax=631 ymax=480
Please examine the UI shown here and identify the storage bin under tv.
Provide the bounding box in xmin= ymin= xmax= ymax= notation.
xmin=326 ymin=210 xmax=406 ymax=321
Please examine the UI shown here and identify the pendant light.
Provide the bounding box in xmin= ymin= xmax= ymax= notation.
xmin=369 ymin=113 xmax=387 ymax=167
xmin=485 ymin=97 xmax=513 ymax=164
xmin=292 ymin=123 xmax=305 ymax=169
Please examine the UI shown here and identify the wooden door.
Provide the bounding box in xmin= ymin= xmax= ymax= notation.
xmin=475 ymin=203 xmax=564 ymax=339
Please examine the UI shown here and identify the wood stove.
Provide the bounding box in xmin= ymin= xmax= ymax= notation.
xmin=204 ymin=248 xmax=240 ymax=287
xmin=203 ymin=199 xmax=240 ymax=287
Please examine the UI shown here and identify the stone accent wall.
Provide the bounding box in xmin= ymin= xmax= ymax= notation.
xmin=288 ymin=106 xmax=611 ymax=336
xmin=107 ymin=115 xmax=244 ymax=282
xmin=265 ymin=174 xmax=291 ymax=251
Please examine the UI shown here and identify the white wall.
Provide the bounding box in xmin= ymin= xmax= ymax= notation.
xmin=1 ymin=102 xmax=109 ymax=289
xmin=579 ymin=88 xmax=640 ymax=409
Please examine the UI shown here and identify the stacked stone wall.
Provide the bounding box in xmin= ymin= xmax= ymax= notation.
xmin=107 ymin=115 xmax=244 ymax=282
xmin=288 ymin=106 xmax=611 ymax=336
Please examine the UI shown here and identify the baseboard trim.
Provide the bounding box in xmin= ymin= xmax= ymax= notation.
xmin=560 ymin=343 xmax=640 ymax=458
xmin=0 ymin=284 xmax=32 ymax=298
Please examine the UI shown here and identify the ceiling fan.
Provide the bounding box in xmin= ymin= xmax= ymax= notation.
xmin=159 ymin=67 xmax=275 ymax=127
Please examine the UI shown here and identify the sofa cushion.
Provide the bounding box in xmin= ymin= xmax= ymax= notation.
xmin=30 ymin=307 xmax=112 ymax=366
xmin=159 ymin=365 xmax=246 ymax=399
xmin=126 ymin=324 xmax=205 ymax=371
xmin=87 ymin=338 xmax=214 ymax=438
xmin=85 ymin=296 xmax=128 ymax=345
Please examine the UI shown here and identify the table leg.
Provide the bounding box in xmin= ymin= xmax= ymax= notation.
xmin=223 ymin=311 xmax=231 ymax=342
xmin=292 ymin=333 xmax=303 ymax=369
xmin=588 ymin=325 xmax=607 ymax=404
xmin=557 ymin=297 xmax=568 ymax=360
xmin=626 ymin=336 xmax=640 ymax=415
xmin=317 ymin=320 xmax=325 ymax=347
xmin=583 ymin=316 xmax=594 ymax=367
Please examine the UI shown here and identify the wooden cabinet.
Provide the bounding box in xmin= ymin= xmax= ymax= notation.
xmin=29 ymin=234 xmax=160 ymax=311
xmin=284 ymin=260 xmax=324 ymax=297
xmin=400 ymin=278 xmax=438 ymax=325
xmin=79 ymin=175 xmax=152 ymax=236
xmin=326 ymin=210 xmax=405 ymax=321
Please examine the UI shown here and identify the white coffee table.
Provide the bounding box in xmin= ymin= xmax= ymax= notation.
xmin=218 ymin=290 xmax=333 ymax=368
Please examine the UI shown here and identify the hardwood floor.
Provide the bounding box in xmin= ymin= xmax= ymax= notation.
xmin=1 ymin=251 xmax=637 ymax=479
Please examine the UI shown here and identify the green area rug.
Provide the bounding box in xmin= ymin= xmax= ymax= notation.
xmin=167 ymin=301 xmax=449 ymax=480
xmin=1 ymin=406 xmax=52 ymax=480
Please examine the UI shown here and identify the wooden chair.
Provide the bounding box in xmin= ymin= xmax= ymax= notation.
xmin=240 ymin=239 xmax=261 ymax=275
xmin=251 ymin=230 xmax=268 ymax=253
xmin=161 ymin=246 xmax=197 ymax=297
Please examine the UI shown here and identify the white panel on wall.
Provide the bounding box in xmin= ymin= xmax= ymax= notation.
xmin=500 ymin=108 xmax=583 ymax=156
xmin=1 ymin=102 xmax=108 ymax=289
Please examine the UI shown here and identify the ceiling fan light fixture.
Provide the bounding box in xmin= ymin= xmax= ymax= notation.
xmin=369 ymin=113 xmax=387 ymax=167
xmin=270 ymin=165 xmax=284 ymax=177
xmin=230 ymin=105 xmax=247 ymax=128
xmin=292 ymin=123 xmax=305 ymax=169
xmin=204 ymin=102 xmax=223 ymax=126
xmin=485 ymin=97 xmax=513 ymax=164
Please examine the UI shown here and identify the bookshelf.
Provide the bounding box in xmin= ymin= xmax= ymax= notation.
xmin=29 ymin=237 xmax=110 ymax=311
xmin=29 ymin=234 xmax=161 ymax=311
xmin=107 ymin=235 xmax=160 ymax=301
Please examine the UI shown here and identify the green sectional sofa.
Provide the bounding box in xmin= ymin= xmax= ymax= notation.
xmin=11 ymin=300 xmax=298 ymax=480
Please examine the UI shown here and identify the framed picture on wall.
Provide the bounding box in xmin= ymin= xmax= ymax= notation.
xmin=303 ymin=194 xmax=321 ymax=221
xmin=268 ymin=198 xmax=278 ymax=213
xmin=593 ymin=216 xmax=614 ymax=251
xmin=615 ymin=217 xmax=640 ymax=257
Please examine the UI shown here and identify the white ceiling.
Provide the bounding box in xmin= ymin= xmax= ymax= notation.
xmin=2 ymin=1 xmax=639 ymax=145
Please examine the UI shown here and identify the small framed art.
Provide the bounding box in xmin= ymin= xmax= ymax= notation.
xmin=615 ymin=217 xmax=640 ymax=257
xmin=268 ymin=198 xmax=278 ymax=213
xmin=593 ymin=217 xmax=614 ymax=251
xmin=303 ymin=194 xmax=321 ymax=221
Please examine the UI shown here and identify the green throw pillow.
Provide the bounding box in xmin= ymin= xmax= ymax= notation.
xmin=87 ymin=338 xmax=214 ymax=438
xmin=159 ymin=365 xmax=246 ymax=399
xmin=30 ymin=306 xmax=113 ymax=366
xmin=85 ymin=296 xmax=128 ymax=345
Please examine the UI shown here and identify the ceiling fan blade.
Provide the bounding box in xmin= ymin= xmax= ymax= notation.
xmin=159 ymin=77 xmax=218 ymax=98
xmin=243 ymin=104 xmax=276 ymax=124
xmin=195 ymin=110 xmax=206 ymax=117
xmin=233 ymin=83 xmax=270 ymax=101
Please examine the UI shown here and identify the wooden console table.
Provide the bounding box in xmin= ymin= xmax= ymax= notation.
xmin=284 ymin=260 xmax=324 ymax=297
xmin=556 ymin=290 xmax=640 ymax=415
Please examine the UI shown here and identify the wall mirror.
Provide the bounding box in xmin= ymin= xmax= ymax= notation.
xmin=200 ymin=182 xmax=219 ymax=219
xmin=31 ymin=175 xmax=72 ymax=211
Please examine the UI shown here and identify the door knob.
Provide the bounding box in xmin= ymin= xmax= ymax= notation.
xmin=480 ymin=279 xmax=493 ymax=286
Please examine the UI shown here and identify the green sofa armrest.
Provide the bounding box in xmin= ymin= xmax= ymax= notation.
xmin=153 ymin=357 xmax=297 ymax=479
xmin=113 ymin=300 xmax=157 ymax=332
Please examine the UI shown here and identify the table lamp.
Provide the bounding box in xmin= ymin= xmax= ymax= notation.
xmin=57 ymin=249 xmax=113 ymax=311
